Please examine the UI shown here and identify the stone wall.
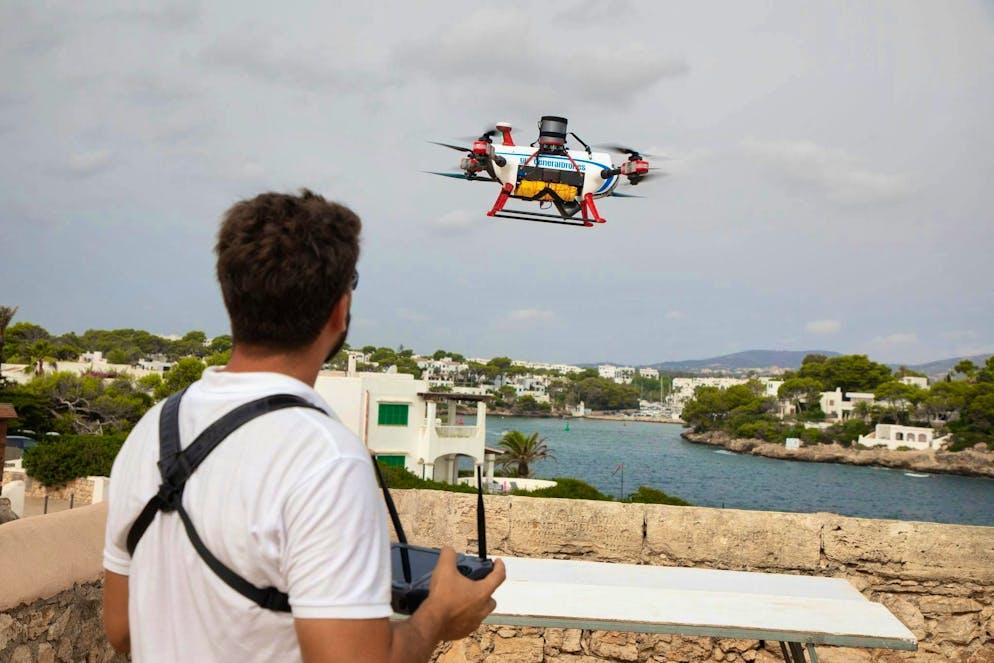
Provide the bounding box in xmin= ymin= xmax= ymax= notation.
xmin=2 ymin=471 xmax=97 ymax=504
xmin=0 ymin=583 xmax=125 ymax=663
xmin=0 ymin=503 xmax=125 ymax=663
xmin=388 ymin=490 xmax=994 ymax=663
xmin=1 ymin=493 xmax=992 ymax=662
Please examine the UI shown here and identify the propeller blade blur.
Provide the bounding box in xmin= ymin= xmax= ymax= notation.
xmin=611 ymin=191 xmax=644 ymax=198
xmin=425 ymin=171 xmax=497 ymax=182
xmin=429 ymin=141 xmax=473 ymax=153
xmin=595 ymin=143 xmax=661 ymax=159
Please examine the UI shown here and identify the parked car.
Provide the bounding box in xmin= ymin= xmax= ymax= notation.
xmin=5 ymin=435 xmax=37 ymax=451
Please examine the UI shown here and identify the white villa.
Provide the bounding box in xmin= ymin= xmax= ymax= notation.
xmin=598 ymin=364 xmax=635 ymax=384
xmin=314 ymin=358 xmax=496 ymax=485
xmin=819 ymin=389 xmax=876 ymax=422
xmin=900 ymin=375 xmax=929 ymax=389
xmin=857 ymin=424 xmax=944 ymax=451
xmin=668 ymin=377 xmax=784 ymax=413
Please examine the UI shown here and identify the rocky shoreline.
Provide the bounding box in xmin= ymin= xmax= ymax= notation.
xmin=681 ymin=430 xmax=994 ymax=479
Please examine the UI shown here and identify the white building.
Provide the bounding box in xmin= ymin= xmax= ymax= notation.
xmin=668 ymin=376 xmax=783 ymax=415
xmin=899 ymin=376 xmax=929 ymax=389
xmin=510 ymin=359 xmax=585 ymax=375
xmin=416 ymin=358 xmax=468 ymax=377
xmin=818 ymin=389 xmax=875 ymax=422
xmin=314 ymin=366 xmax=494 ymax=485
xmin=858 ymin=424 xmax=940 ymax=451
xmin=79 ymin=351 xmax=105 ymax=364
xmin=639 ymin=367 xmax=659 ymax=379
xmin=597 ymin=364 xmax=635 ymax=384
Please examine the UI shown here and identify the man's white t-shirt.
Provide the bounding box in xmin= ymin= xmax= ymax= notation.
xmin=103 ymin=367 xmax=392 ymax=662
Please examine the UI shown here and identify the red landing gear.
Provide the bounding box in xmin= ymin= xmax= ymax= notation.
xmin=580 ymin=192 xmax=606 ymax=225
xmin=487 ymin=183 xmax=514 ymax=217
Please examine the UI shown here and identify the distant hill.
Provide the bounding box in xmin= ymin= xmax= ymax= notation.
xmin=648 ymin=349 xmax=840 ymax=373
xmin=903 ymin=354 xmax=994 ymax=381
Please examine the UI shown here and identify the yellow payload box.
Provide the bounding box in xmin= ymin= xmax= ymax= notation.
xmin=515 ymin=180 xmax=578 ymax=202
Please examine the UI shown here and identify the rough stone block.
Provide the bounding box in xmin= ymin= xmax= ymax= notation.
xmin=0 ymin=612 xmax=24 ymax=650
xmin=10 ymin=644 xmax=33 ymax=663
xmin=820 ymin=516 xmax=994 ymax=583
xmin=562 ymin=629 xmax=583 ymax=653
xmin=484 ymin=634 xmax=544 ymax=663
xmin=588 ymin=630 xmax=638 ymax=661
xmin=927 ymin=613 xmax=980 ymax=645
xmin=918 ymin=596 xmax=984 ymax=616
xmin=644 ymin=506 xmax=821 ymax=571
xmin=813 ymin=647 xmax=872 ymax=662
xmin=436 ymin=637 xmax=481 ymax=663
xmin=392 ymin=490 xmax=511 ymax=556
xmin=879 ymin=594 xmax=926 ymax=639
xmin=38 ymin=641 xmax=55 ymax=663
xmin=967 ymin=647 xmax=994 ymax=663
xmin=47 ymin=606 xmax=74 ymax=641
xmin=507 ymin=497 xmax=645 ymax=560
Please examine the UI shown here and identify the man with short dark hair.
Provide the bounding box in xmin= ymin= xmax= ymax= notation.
xmin=103 ymin=190 xmax=505 ymax=662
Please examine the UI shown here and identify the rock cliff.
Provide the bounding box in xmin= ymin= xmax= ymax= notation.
xmin=682 ymin=430 xmax=994 ymax=478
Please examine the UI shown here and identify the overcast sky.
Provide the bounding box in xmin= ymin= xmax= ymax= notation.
xmin=2 ymin=1 xmax=992 ymax=366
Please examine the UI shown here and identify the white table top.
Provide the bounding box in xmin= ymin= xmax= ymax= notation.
xmin=483 ymin=557 xmax=917 ymax=651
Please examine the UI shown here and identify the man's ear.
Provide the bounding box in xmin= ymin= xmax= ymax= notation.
xmin=327 ymin=291 xmax=351 ymax=335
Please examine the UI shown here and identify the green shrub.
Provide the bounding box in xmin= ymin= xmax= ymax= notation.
xmin=515 ymin=477 xmax=612 ymax=501
xmin=375 ymin=462 xmax=476 ymax=494
xmin=734 ymin=420 xmax=782 ymax=442
xmin=625 ymin=485 xmax=690 ymax=506
xmin=22 ymin=434 xmax=126 ymax=487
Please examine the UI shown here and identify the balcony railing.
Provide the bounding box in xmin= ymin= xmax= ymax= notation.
xmin=433 ymin=425 xmax=478 ymax=439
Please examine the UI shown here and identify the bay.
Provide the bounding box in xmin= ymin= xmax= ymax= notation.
xmin=483 ymin=416 xmax=994 ymax=527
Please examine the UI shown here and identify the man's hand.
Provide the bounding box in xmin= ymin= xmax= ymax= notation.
xmin=415 ymin=546 xmax=507 ymax=641
xmin=296 ymin=547 xmax=506 ymax=663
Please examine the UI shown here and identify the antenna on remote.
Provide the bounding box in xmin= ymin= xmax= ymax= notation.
xmin=372 ymin=458 xmax=411 ymax=583
xmin=476 ymin=466 xmax=487 ymax=561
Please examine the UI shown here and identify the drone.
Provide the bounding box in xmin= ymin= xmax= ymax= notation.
xmin=429 ymin=116 xmax=660 ymax=228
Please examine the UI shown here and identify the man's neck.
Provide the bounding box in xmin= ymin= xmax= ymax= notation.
xmin=223 ymin=344 xmax=321 ymax=386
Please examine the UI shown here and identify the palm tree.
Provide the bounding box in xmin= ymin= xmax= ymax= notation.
xmin=0 ymin=305 xmax=17 ymax=381
xmin=497 ymin=430 xmax=556 ymax=478
xmin=21 ymin=340 xmax=58 ymax=376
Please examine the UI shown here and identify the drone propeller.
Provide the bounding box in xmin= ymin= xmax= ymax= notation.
xmin=430 ymin=141 xmax=474 ymax=153
xmin=458 ymin=127 xmax=501 ymax=142
xmin=596 ymin=144 xmax=661 ymax=160
xmin=611 ymin=190 xmax=644 ymax=198
xmin=425 ymin=171 xmax=498 ymax=183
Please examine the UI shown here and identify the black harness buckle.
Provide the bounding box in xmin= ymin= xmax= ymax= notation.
xmin=155 ymin=481 xmax=184 ymax=512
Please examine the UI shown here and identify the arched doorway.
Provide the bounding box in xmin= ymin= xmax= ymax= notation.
xmin=432 ymin=452 xmax=478 ymax=485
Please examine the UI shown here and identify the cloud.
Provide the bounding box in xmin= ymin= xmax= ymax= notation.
xmin=805 ymin=319 xmax=841 ymax=334
xmin=741 ymin=138 xmax=912 ymax=205
xmin=872 ymin=332 xmax=918 ymax=345
xmin=105 ymin=3 xmax=200 ymax=30
xmin=507 ymin=309 xmax=556 ymax=323
xmin=664 ymin=310 xmax=687 ymax=320
xmin=393 ymin=8 xmax=687 ymax=106
xmin=65 ymin=150 xmax=114 ymax=177
xmin=200 ymin=32 xmax=386 ymax=92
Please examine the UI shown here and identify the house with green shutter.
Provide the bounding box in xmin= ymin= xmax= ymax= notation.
xmin=314 ymin=366 xmax=494 ymax=486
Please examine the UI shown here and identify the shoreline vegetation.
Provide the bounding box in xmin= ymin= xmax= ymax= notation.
xmin=681 ymin=430 xmax=994 ymax=479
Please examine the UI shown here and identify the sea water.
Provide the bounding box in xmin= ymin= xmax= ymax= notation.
xmin=483 ymin=416 xmax=994 ymax=526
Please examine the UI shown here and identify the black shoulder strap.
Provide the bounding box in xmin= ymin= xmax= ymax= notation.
xmin=126 ymin=388 xmax=326 ymax=612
